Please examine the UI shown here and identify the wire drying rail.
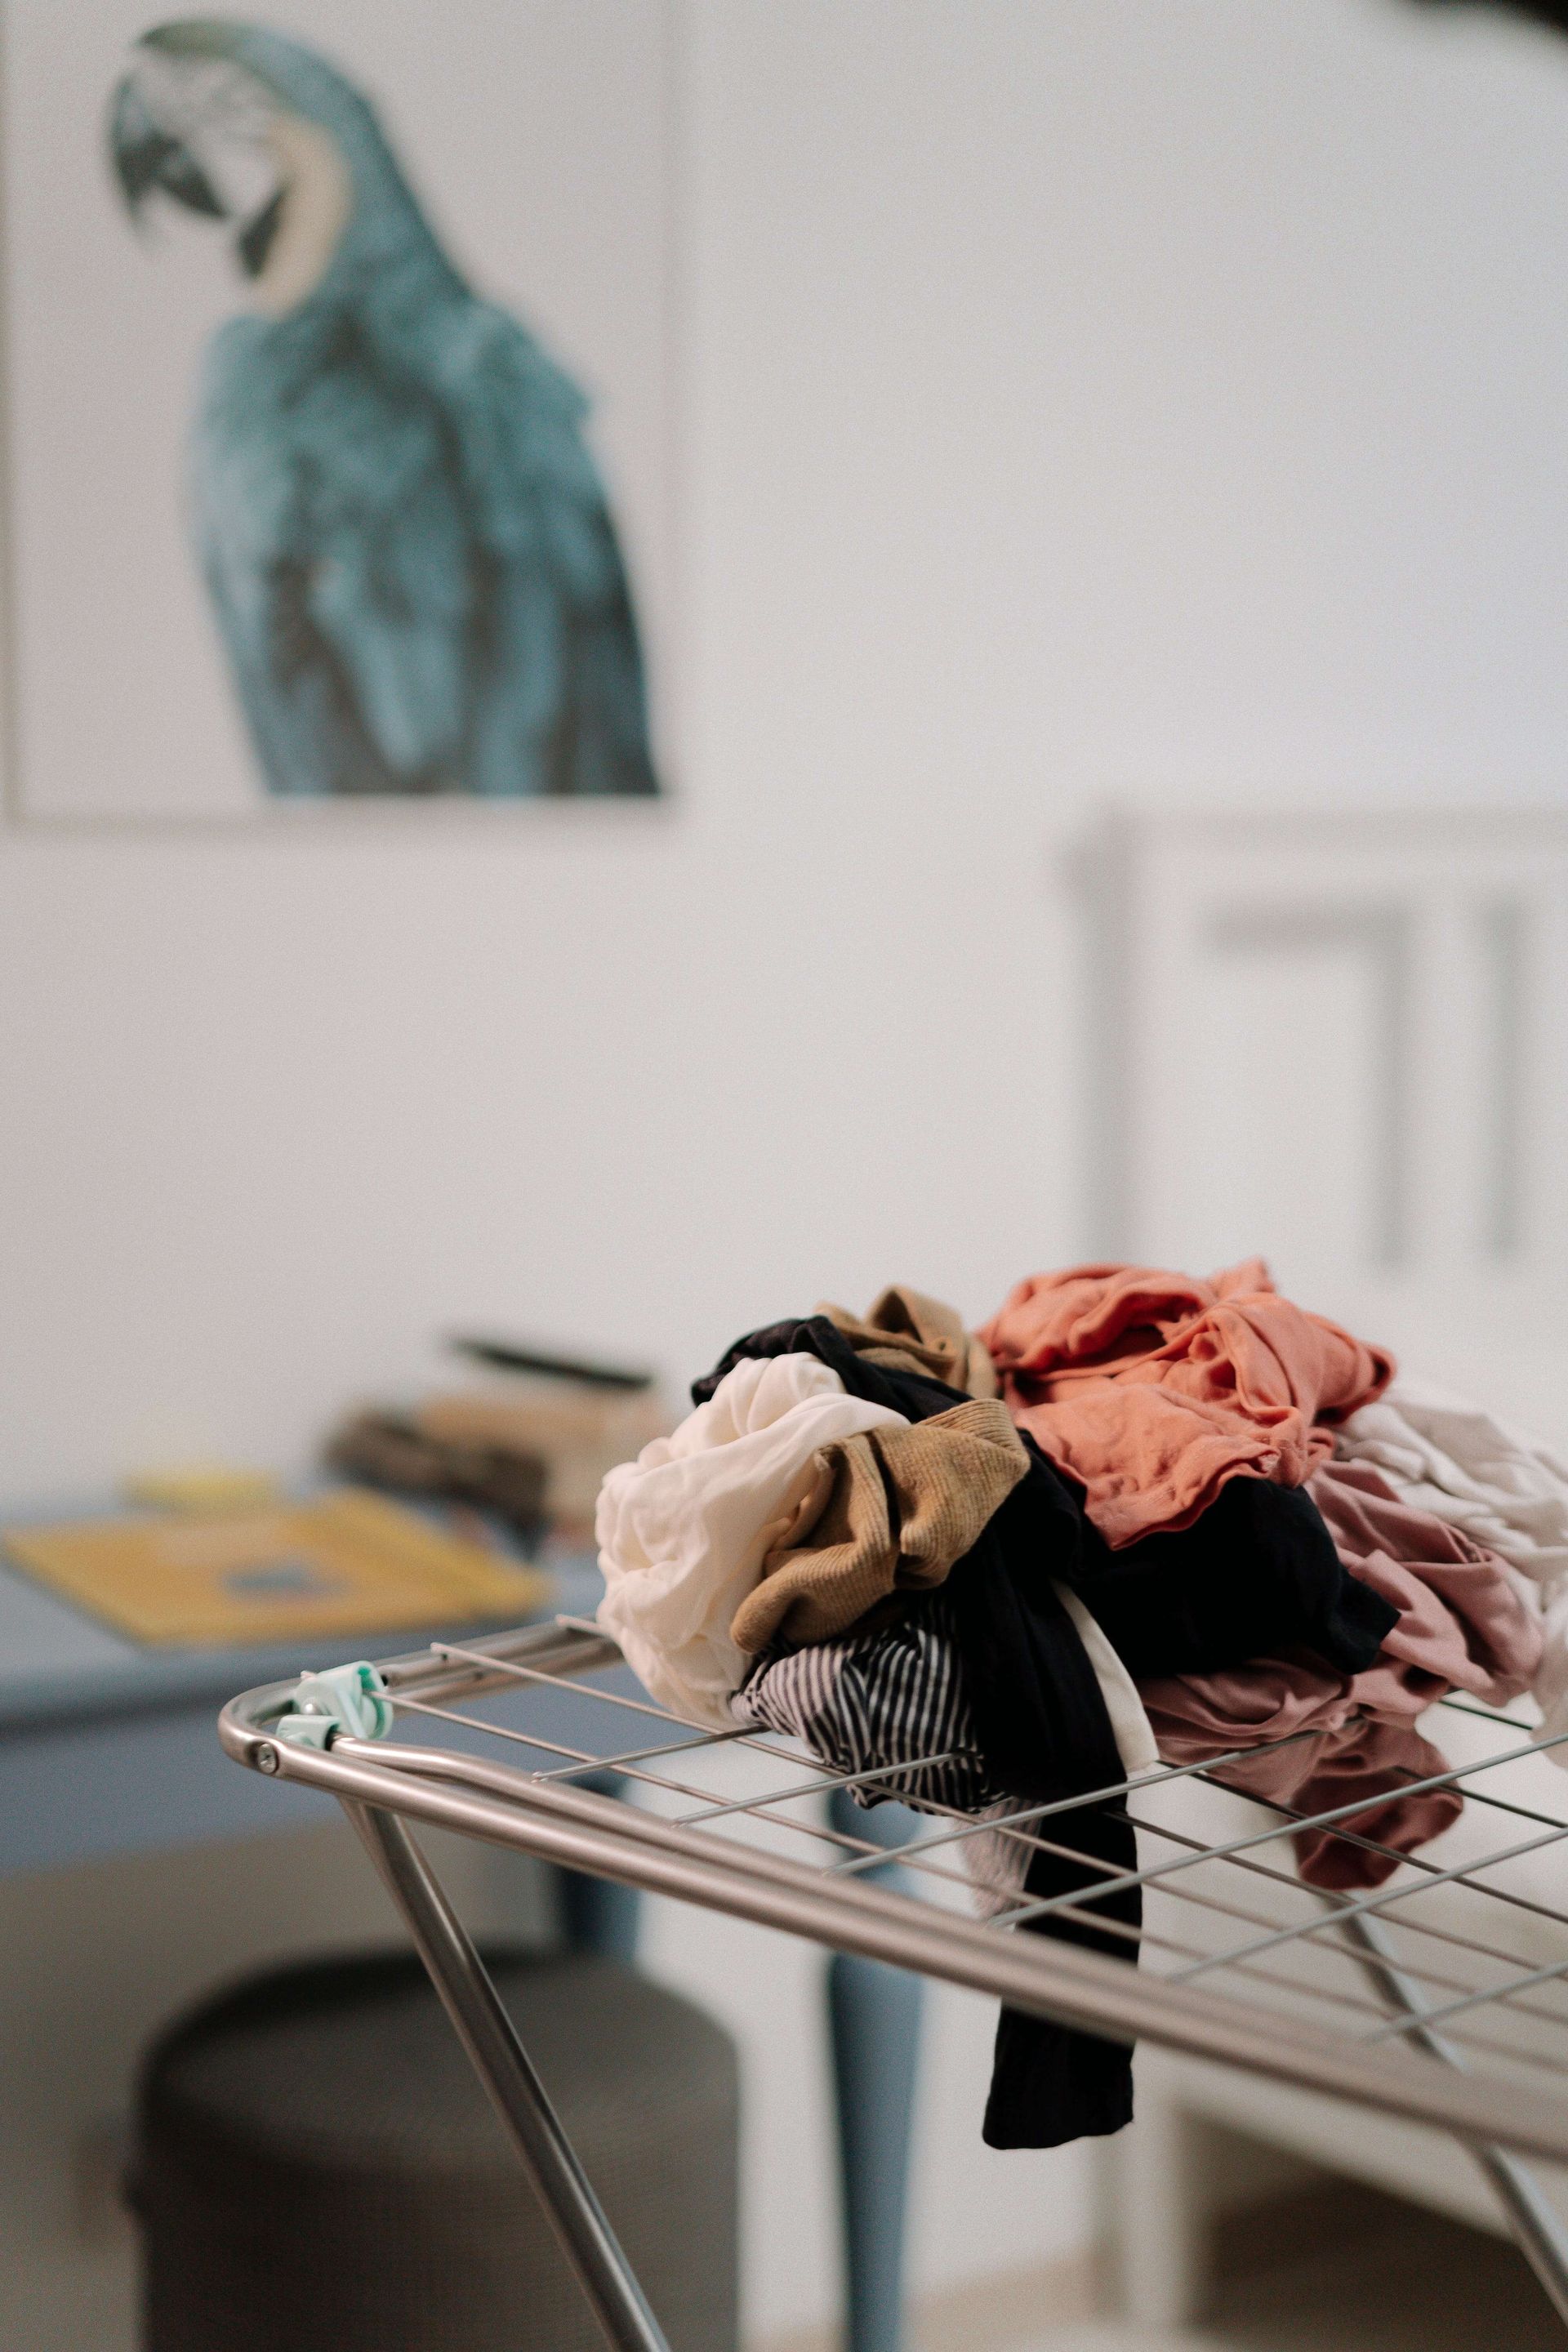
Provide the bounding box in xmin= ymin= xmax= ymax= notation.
xmin=221 ymin=1619 xmax=1568 ymax=2351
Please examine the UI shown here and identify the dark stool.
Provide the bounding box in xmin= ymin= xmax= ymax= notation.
xmin=134 ymin=1948 xmax=740 ymax=2352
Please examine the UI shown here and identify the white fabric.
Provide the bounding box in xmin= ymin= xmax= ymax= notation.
xmin=1055 ymin=1582 xmax=1160 ymax=1780
xmin=963 ymin=1799 xmax=1035 ymax=1918
xmin=595 ymin=1354 xmax=906 ymax=1726
xmin=1334 ymin=1374 xmax=1568 ymax=1764
xmin=1334 ymin=1376 xmax=1568 ymax=1584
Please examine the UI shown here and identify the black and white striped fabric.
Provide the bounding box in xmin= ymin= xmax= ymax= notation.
xmin=731 ymin=1594 xmax=1005 ymax=1816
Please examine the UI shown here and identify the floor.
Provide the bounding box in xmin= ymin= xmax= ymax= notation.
xmin=1041 ymin=2191 xmax=1566 ymax=2352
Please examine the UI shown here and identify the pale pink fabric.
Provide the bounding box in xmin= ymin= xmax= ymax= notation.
xmin=978 ymin=1259 xmax=1394 ymax=1548
xmin=1309 ymin=1461 xmax=1544 ymax=1713
xmin=1138 ymin=1465 xmax=1542 ymax=1891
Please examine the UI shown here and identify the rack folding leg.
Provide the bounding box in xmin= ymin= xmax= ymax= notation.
xmin=345 ymin=1797 xmax=675 ymax=2352
xmin=222 ymin=1621 xmax=1568 ymax=2348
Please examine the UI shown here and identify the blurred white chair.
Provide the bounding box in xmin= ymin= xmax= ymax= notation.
xmin=1068 ymin=808 xmax=1568 ymax=2322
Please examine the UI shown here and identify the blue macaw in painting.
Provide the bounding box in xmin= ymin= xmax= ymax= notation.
xmin=109 ymin=20 xmax=658 ymax=797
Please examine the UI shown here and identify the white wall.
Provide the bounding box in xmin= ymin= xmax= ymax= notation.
xmin=8 ymin=0 xmax=1568 ymax=1495
xmin=5 ymin=2 xmax=1568 ymax=2343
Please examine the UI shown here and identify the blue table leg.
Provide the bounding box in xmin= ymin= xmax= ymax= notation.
xmin=559 ymin=1769 xmax=922 ymax=2352
xmin=558 ymin=1771 xmax=642 ymax=1963
xmin=827 ymin=1788 xmax=923 ymax=2352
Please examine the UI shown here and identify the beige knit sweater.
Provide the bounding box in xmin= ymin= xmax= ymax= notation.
xmin=730 ymin=1397 xmax=1026 ymax=1654
xmin=819 ymin=1284 xmax=1000 ymax=1401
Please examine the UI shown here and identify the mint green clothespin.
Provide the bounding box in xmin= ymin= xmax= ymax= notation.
xmin=273 ymin=1659 xmax=393 ymax=1748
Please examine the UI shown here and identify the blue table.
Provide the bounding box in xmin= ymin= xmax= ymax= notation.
xmin=0 ymin=1539 xmax=621 ymax=1874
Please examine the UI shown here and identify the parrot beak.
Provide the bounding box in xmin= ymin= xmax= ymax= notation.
xmin=236 ymin=189 xmax=283 ymax=278
xmin=108 ymin=33 xmax=340 ymax=303
xmin=109 ymin=72 xmax=228 ymax=220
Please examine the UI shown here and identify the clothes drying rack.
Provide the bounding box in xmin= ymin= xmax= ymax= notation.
xmin=221 ymin=1618 xmax=1568 ymax=2352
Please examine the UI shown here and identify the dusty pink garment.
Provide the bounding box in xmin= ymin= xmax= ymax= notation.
xmin=1138 ymin=1464 xmax=1542 ymax=1891
xmin=978 ymin=1259 xmax=1393 ymax=1548
xmin=1142 ymin=1667 xmax=1460 ymax=1893
xmin=1309 ymin=1461 xmax=1544 ymax=1713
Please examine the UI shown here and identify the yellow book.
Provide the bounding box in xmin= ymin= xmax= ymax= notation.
xmin=2 ymin=1488 xmax=550 ymax=1649
xmin=123 ymin=1464 xmax=282 ymax=1514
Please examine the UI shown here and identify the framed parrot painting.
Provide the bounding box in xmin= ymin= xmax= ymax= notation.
xmin=1 ymin=2 xmax=675 ymax=819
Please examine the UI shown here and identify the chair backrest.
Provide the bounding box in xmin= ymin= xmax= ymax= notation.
xmin=1067 ymin=806 xmax=1568 ymax=1441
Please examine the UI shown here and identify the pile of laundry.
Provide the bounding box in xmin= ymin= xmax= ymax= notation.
xmin=595 ymin=1263 xmax=1568 ymax=2150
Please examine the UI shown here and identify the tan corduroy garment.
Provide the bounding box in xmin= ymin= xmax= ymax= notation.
xmin=730 ymin=1398 xmax=1027 ymax=1655
xmin=818 ymin=1284 xmax=1000 ymax=1401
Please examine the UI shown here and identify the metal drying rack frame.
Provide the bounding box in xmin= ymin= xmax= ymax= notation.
xmin=221 ymin=1618 xmax=1568 ymax=2352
